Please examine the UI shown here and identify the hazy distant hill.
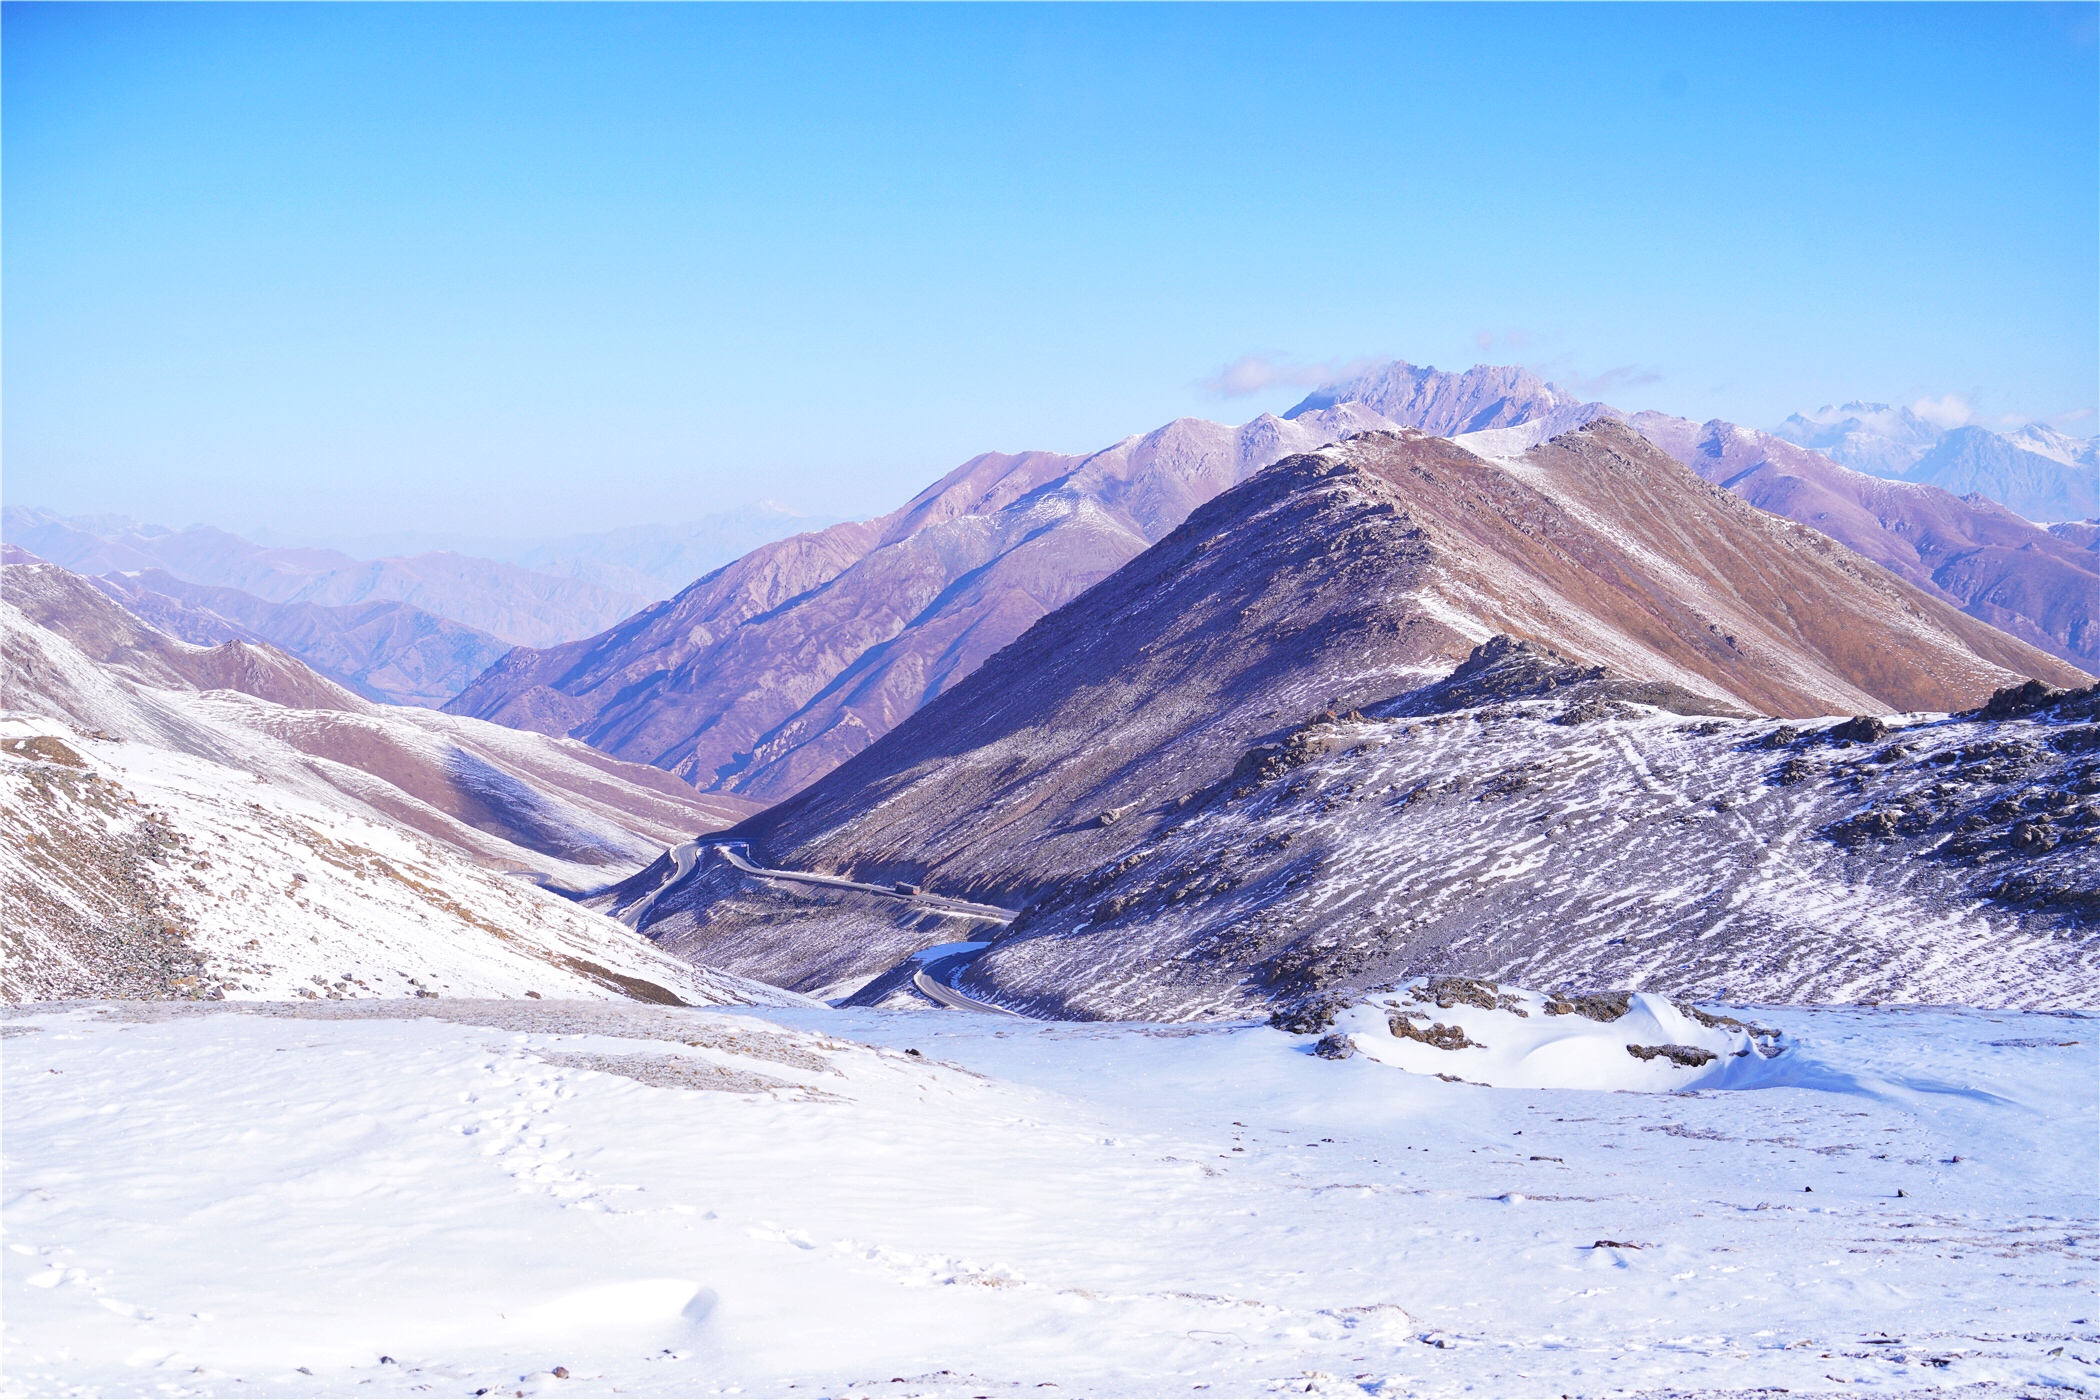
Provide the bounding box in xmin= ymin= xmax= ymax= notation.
xmin=1905 ymin=425 xmax=2097 ymax=522
xmin=2 ymin=506 xmax=647 ymax=647
xmin=84 ymin=567 xmax=512 ymax=708
xmin=1769 ymin=403 xmax=2096 ymax=523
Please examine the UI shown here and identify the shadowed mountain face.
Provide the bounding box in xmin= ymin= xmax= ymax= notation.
xmin=443 ymin=406 xmax=1394 ymax=800
xmin=1624 ymin=415 xmax=2099 ymax=674
xmin=628 ymin=424 xmax=2085 ymax=1008
xmin=3 ymin=559 xmax=757 ymax=878
xmin=85 ymin=568 xmax=511 ymax=708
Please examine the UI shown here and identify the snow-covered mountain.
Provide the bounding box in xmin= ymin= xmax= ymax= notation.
xmin=1285 ymin=359 xmax=1610 ymax=438
xmin=1768 ymin=404 xmax=2097 ymax=522
xmin=1906 ymin=425 xmax=2098 ymax=522
xmin=1 ymin=559 xmax=792 ymax=1006
xmin=1771 ymin=401 xmax=1945 ymax=477
xmin=624 ymin=423 xmax=2091 ymax=1015
xmin=2007 ymin=420 xmax=2100 ymax=471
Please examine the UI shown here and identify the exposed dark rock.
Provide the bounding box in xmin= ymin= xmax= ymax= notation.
xmin=1312 ymin=1032 xmax=1357 ymax=1060
xmin=1267 ymin=994 xmax=1351 ymax=1035
xmin=1546 ymin=992 xmax=1633 ymax=1022
xmin=1388 ymin=1015 xmax=1483 ymax=1051
xmin=1825 ymin=715 xmax=1891 ymax=744
xmin=1625 ymin=1043 xmax=1718 ymax=1067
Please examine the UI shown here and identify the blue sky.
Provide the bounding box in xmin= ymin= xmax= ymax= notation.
xmin=6 ymin=3 xmax=2095 ymax=542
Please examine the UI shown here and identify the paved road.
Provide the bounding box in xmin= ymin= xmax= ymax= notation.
xmin=613 ymin=840 xmax=701 ymax=928
xmin=711 ymin=842 xmax=1030 ymax=1017
xmin=711 ymin=842 xmax=1017 ymax=925
xmin=912 ymin=953 xmax=1027 ymax=1017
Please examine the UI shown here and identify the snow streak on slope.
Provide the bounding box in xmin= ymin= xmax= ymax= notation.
xmin=974 ymin=669 xmax=2100 ymax=1020
xmin=2 ymin=999 xmax=2093 ymax=1397
xmin=0 ymin=713 xmax=807 ymax=1007
xmin=2 ymin=563 xmax=758 ymax=880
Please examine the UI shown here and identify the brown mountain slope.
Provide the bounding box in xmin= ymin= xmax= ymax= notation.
xmin=3 ymin=559 xmax=757 ymax=880
xmin=1283 ymin=361 xmax=2089 ymax=686
xmin=629 ymin=422 xmax=2080 ymax=1000
xmin=444 ymin=407 xmax=1392 ymax=800
xmin=1626 ymin=413 xmax=2098 ymax=673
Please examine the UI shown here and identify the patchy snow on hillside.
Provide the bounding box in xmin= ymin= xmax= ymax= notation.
xmin=3 ymin=998 xmax=2093 ymax=1399
xmin=1324 ymin=979 xmax=1781 ymax=1091
xmin=0 ymin=713 xmax=802 ymax=1008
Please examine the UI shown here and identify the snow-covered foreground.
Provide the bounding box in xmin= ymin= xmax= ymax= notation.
xmin=3 ymin=999 xmax=2094 ymax=1399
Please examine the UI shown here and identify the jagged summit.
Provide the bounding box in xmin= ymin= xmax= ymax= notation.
xmin=1284 ymin=359 xmax=1608 ymax=438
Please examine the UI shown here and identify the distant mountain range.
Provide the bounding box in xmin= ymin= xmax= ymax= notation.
xmin=443 ymin=405 xmax=1395 ymax=799
xmin=14 ymin=362 xmax=2091 ymax=786
xmin=2 ymin=505 xmax=821 ymax=707
xmin=251 ymin=504 xmax=826 ymax=601
xmin=1772 ymin=401 xmax=2096 ymax=522
xmin=8 ymin=361 xmax=2094 ymax=1018
xmin=445 ymin=360 xmax=2093 ymax=805
xmin=2 ymin=506 xmax=651 ymax=647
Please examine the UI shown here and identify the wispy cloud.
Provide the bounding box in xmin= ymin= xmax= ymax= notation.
xmin=1534 ymin=362 xmax=1663 ymax=399
xmin=1474 ymin=328 xmax=1531 ymax=353
xmin=1203 ymin=352 xmax=1382 ymax=399
xmin=1910 ymin=393 xmax=1973 ymax=430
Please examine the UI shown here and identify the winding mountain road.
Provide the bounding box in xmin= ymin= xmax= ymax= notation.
xmin=710 ymin=842 xmax=1028 ymax=1016
xmin=613 ymin=840 xmax=702 ymax=928
xmin=711 ymin=841 xmax=1017 ymax=924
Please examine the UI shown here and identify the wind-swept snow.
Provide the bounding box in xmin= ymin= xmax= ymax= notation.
xmin=2 ymin=999 xmax=2093 ymax=1397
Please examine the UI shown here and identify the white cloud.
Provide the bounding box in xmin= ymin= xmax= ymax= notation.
xmin=1909 ymin=393 xmax=1973 ymax=430
xmin=1474 ymin=329 xmax=1532 ymax=353
xmin=1551 ymin=364 xmax=1662 ymax=398
xmin=1203 ymin=353 xmax=1380 ymax=399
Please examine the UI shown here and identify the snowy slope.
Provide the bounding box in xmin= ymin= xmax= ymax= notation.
xmin=0 ymin=709 xmax=809 ymax=1007
xmin=959 ymin=654 xmax=2100 ymax=1020
xmin=3 ymin=561 xmax=759 ymax=880
xmin=2 ymin=997 xmax=2093 ymax=1397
